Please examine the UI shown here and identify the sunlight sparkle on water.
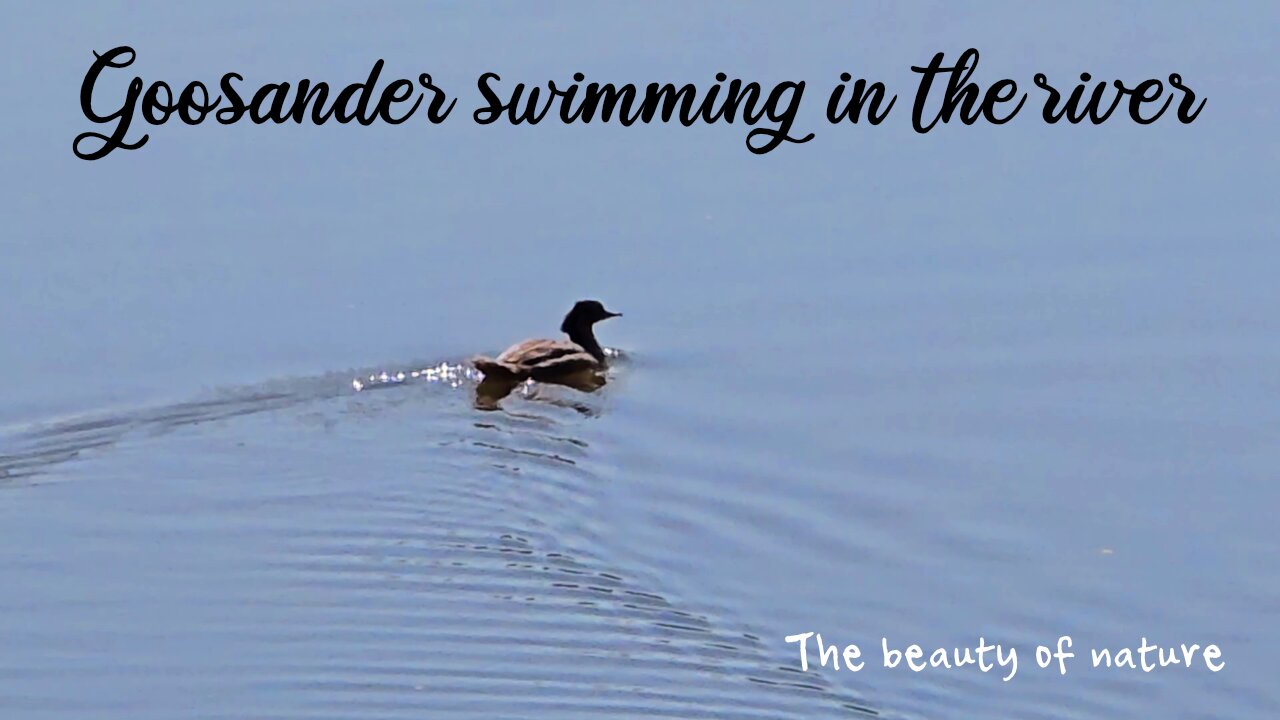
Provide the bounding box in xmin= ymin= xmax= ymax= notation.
xmin=351 ymin=362 xmax=482 ymax=392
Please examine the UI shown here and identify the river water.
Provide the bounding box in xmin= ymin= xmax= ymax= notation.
xmin=2 ymin=3 xmax=1277 ymax=719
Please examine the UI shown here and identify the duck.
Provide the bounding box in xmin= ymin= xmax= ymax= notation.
xmin=472 ymin=300 xmax=622 ymax=382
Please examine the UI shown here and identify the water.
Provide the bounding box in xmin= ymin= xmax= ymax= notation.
xmin=2 ymin=2 xmax=1278 ymax=718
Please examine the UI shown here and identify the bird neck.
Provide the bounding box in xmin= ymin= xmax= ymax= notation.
xmin=565 ymin=324 xmax=605 ymax=363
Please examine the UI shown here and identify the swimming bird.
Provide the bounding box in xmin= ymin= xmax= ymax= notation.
xmin=472 ymin=300 xmax=621 ymax=382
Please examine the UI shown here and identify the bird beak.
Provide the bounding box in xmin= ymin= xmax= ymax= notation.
xmin=605 ymin=311 xmax=622 ymax=318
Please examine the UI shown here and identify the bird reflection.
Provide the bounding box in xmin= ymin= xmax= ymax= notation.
xmin=474 ymin=370 xmax=607 ymax=414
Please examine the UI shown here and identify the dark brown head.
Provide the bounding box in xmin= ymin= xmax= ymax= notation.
xmin=560 ymin=300 xmax=621 ymax=334
xmin=560 ymin=300 xmax=620 ymax=362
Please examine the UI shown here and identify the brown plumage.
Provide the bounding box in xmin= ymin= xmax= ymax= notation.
xmin=472 ymin=300 xmax=621 ymax=382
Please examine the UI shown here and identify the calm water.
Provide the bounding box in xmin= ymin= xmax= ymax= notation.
xmin=2 ymin=3 xmax=1278 ymax=718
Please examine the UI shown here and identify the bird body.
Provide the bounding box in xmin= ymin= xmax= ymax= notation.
xmin=473 ymin=338 xmax=601 ymax=380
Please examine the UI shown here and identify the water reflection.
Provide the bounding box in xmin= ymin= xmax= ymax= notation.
xmin=474 ymin=370 xmax=608 ymax=413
